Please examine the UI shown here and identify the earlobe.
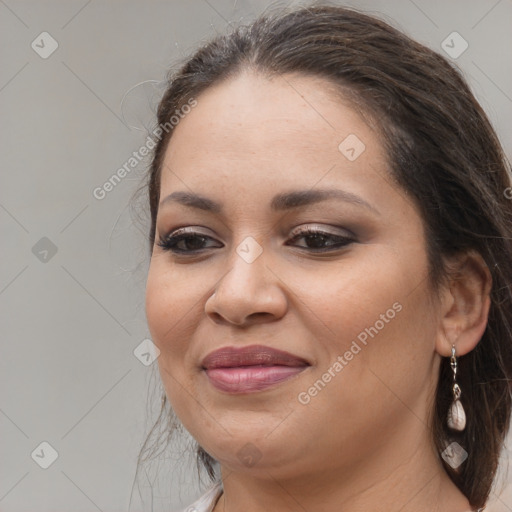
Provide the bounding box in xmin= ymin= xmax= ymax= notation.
xmin=434 ymin=250 xmax=492 ymax=358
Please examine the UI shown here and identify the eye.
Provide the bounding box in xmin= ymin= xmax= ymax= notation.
xmin=157 ymin=227 xmax=222 ymax=254
xmin=285 ymin=225 xmax=355 ymax=252
xmin=157 ymin=224 xmax=355 ymax=256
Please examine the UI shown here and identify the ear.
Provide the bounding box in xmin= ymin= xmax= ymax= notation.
xmin=435 ymin=250 xmax=492 ymax=358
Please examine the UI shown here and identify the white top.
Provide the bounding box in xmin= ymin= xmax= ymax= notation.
xmin=179 ymin=482 xmax=487 ymax=511
xmin=179 ymin=482 xmax=223 ymax=512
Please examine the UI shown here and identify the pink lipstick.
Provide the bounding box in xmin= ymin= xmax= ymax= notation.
xmin=201 ymin=345 xmax=310 ymax=393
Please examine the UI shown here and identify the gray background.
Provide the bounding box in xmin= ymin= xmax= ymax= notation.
xmin=1 ymin=0 xmax=511 ymax=511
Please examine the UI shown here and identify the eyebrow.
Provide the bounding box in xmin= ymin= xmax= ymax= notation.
xmin=159 ymin=188 xmax=380 ymax=215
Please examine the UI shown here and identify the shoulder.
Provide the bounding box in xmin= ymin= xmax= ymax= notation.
xmin=178 ymin=481 xmax=223 ymax=512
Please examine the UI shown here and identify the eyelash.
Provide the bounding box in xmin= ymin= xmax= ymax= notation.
xmin=156 ymin=226 xmax=355 ymax=255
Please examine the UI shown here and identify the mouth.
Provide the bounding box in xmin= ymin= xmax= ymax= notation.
xmin=201 ymin=345 xmax=311 ymax=393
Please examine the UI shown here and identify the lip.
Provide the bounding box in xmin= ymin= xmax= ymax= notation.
xmin=201 ymin=344 xmax=310 ymax=369
xmin=201 ymin=344 xmax=311 ymax=394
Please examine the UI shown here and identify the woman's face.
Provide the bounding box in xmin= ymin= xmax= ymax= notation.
xmin=145 ymin=71 xmax=444 ymax=479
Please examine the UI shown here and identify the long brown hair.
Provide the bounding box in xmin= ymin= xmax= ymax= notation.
xmin=136 ymin=3 xmax=512 ymax=508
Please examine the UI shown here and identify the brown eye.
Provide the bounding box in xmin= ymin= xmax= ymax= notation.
xmin=287 ymin=227 xmax=355 ymax=252
xmin=157 ymin=229 xmax=223 ymax=254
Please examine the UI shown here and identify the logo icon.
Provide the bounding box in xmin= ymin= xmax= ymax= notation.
xmin=32 ymin=237 xmax=58 ymax=263
xmin=31 ymin=32 xmax=59 ymax=59
xmin=31 ymin=441 xmax=59 ymax=469
xmin=338 ymin=134 xmax=366 ymax=161
xmin=236 ymin=236 xmax=263 ymax=264
xmin=441 ymin=32 xmax=468 ymax=59
xmin=441 ymin=441 xmax=468 ymax=469
xmin=133 ymin=338 xmax=161 ymax=366
xmin=236 ymin=442 xmax=262 ymax=467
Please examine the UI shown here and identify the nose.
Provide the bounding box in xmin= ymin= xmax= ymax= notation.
xmin=204 ymin=246 xmax=288 ymax=327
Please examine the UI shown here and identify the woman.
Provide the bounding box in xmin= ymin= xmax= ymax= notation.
xmin=139 ymin=4 xmax=512 ymax=511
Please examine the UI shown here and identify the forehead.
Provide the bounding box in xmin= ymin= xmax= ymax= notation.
xmin=160 ymin=71 xmax=388 ymax=193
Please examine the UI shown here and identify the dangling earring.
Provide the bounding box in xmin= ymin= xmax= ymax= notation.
xmin=447 ymin=344 xmax=466 ymax=431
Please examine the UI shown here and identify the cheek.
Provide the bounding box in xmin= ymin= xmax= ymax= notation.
xmin=291 ymin=263 xmax=436 ymax=444
xmin=287 ymin=250 xmax=418 ymax=346
xmin=145 ymin=261 xmax=202 ymax=413
xmin=145 ymin=259 xmax=197 ymax=358
xmin=297 ymin=246 xmax=436 ymax=386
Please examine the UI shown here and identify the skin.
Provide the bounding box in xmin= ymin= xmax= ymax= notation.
xmin=145 ymin=70 xmax=492 ymax=512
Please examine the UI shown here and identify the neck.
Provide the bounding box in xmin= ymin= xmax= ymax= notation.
xmin=213 ymin=423 xmax=472 ymax=512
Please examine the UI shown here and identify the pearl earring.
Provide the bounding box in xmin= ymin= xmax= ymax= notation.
xmin=447 ymin=344 xmax=466 ymax=431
